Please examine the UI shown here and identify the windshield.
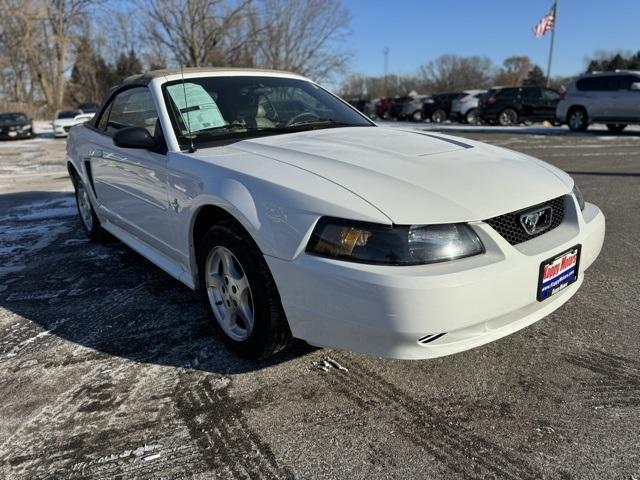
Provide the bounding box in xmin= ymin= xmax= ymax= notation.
xmin=162 ymin=76 xmax=373 ymax=149
xmin=0 ymin=113 xmax=28 ymax=125
xmin=57 ymin=110 xmax=81 ymax=119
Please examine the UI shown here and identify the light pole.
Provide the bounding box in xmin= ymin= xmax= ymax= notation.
xmin=383 ymin=47 xmax=389 ymax=96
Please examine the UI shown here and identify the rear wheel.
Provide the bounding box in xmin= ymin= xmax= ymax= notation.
xmin=431 ymin=109 xmax=447 ymax=123
xmin=465 ymin=108 xmax=478 ymax=124
xmin=198 ymin=223 xmax=293 ymax=359
xmin=74 ymin=177 xmax=107 ymax=241
xmin=412 ymin=110 xmax=424 ymax=122
xmin=606 ymin=123 xmax=627 ymax=133
xmin=567 ymin=107 xmax=588 ymax=132
xmin=498 ymin=108 xmax=518 ymax=126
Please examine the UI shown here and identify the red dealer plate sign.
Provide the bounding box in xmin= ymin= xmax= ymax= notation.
xmin=537 ymin=245 xmax=581 ymax=301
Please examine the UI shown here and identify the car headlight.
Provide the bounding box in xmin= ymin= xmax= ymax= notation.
xmin=424 ymin=99 xmax=435 ymax=104
xmin=306 ymin=218 xmax=484 ymax=265
xmin=572 ymin=184 xmax=585 ymax=211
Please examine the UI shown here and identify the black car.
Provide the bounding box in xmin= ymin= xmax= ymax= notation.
xmin=421 ymin=92 xmax=465 ymax=123
xmin=477 ymin=87 xmax=561 ymax=126
xmin=0 ymin=112 xmax=34 ymax=140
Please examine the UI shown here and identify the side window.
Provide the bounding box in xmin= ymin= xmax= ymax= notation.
xmin=577 ymin=76 xmax=613 ymax=91
xmin=497 ymin=88 xmax=518 ymax=99
xmin=521 ymin=89 xmax=541 ymax=101
xmin=615 ymin=75 xmax=634 ymax=90
xmin=106 ymin=87 xmax=159 ymax=136
xmin=542 ymin=89 xmax=560 ymax=101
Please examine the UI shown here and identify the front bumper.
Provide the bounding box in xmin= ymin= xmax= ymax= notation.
xmin=267 ymin=198 xmax=605 ymax=359
xmin=0 ymin=128 xmax=32 ymax=139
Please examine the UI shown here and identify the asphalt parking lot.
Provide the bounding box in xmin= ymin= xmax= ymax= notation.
xmin=0 ymin=124 xmax=639 ymax=480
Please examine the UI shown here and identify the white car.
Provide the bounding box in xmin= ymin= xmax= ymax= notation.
xmin=66 ymin=69 xmax=605 ymax=360
xmin=53 ymin=110 xmax=95 ymax=138
xmin=450 ymin=90 xmax=487 ymax=124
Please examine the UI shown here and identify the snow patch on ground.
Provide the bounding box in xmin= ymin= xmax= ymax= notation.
xmin=0 ymin=195 xmax=76 ymax=277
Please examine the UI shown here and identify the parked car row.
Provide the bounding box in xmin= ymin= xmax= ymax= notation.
xmin=347 ymin=70 xmax=640 ymax=133
xmin=0 ymin=102 xmax=100 ymax=141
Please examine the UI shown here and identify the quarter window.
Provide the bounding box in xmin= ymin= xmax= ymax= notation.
xmin=104 ymin=87 xmax=159 ymax=136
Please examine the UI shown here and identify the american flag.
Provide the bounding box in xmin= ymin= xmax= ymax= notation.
xmin=533 ymin=3 xmax=556 ymax=38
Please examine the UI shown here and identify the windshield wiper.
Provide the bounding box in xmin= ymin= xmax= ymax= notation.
xmin=285 ymin=118 xmax=356 ymax=130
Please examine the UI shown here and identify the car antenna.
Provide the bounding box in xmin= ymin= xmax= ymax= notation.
xmin=180 ymin=65 xmax=197 ymax=153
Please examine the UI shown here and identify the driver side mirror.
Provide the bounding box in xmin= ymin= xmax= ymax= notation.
xmin=631 ymin=82 xmax=640 ymax=91
xmin=113 ymin=126 xmax=157 ymax=150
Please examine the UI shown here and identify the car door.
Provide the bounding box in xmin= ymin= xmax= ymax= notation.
xmin=90 ymin=86 xmax=174 ymax=258
xmin=520 ymin=88 xmax=541 ymax=120
xmin=540 ymin=89 xmax=561 ymax=120
xmin=611 ymin=75 xmax=640 ymax=121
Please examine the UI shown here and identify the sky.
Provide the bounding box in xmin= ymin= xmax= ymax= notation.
xmin=342 ymin=0 xmax=640 ymax=79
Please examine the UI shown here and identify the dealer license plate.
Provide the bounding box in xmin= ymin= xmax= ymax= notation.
xmin=537 ymin=245 xmax=581 ymax=301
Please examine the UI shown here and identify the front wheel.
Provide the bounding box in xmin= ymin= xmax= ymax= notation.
xmin=465 ymin=108 xmax=478 ymax=124
xmin=198 ymin=223 xmax=293 ymax=359
xmin=498 ymin=108 xmax=518 ymax=126
xmin=567 ymin=108 xmax=588 ymax=132
xmin=606 ymin=123 xmax=627 ymax=133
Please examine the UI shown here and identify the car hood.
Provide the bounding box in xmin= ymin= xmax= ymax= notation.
xmin=53 ymin=118 xmax=82 ymax=127
xmin=230 ymin=127 xmax=573 ymax=224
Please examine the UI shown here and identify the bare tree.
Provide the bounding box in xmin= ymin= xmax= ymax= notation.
xmin=138 ymin=0 xmax=253 ymax=67
xmin=419 ymin=54 xmax=495 ymax=93
xmin=0 ymin=0 xmax=93 ymax=112
xmin=252 ymin=0 xmax=350 ymax=81
xmin=493 ymin=55 xmax=533 ymax=86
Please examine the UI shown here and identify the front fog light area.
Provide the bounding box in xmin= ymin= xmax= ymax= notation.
xmin=306 ymin=217 xmax=484 ymax=265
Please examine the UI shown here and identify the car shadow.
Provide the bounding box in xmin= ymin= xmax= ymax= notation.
xmin=0 ymin=191 xmax=315 ymax=374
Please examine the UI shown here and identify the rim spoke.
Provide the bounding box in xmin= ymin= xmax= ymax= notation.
xmin=207 ymin=272 xmax=224 ymax=289
xmin=237 ymin=301 xmax=254 ymax=331
xmin=220 ymin=250 xmax=237 ymax=277
xmin=223 ymin=309 xmax=235 ymax=329
xmin=235 ymin=274 xmax=250 ymax=296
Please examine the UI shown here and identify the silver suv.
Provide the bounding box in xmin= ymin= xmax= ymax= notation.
xmin=556 ymin=70 xmax=640 ymax=132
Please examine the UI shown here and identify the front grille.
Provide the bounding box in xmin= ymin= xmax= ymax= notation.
xmin=484 ymin=196 xmax=566 ymax=245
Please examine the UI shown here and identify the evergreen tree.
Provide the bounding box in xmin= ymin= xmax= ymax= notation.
xmin=522 ymin=65 xmax=546 ymax=87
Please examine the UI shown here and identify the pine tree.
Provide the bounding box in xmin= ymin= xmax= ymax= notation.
xmin=522 ymin=66 xmax=546 ymax=87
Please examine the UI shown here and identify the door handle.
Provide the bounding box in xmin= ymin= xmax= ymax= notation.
xmin=93 ymin=149 xmax=103 ymax=158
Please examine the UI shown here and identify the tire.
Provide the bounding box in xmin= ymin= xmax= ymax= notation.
xmin=567 ymin=107 xmax=588 ymax=132
xmin=498 ymin=108 xmax=518 ymax=126
xmin=431 ymin=109 xmax=447 ymax=123
xmin=606 ymin=123 xmax=627 ymax=133
xmin=73 ymin=176 xmax=108 ymax=241
xmin=411 ymin=110 xmax=424 ymax=122
xmin=198 ymin=223 xmax=293 ymax=359
xmin=465 ymin=108 xmax=478 ymax=125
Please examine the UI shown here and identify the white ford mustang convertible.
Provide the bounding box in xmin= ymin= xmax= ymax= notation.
xmin=66 ymin=68 xmax=605 ymax=359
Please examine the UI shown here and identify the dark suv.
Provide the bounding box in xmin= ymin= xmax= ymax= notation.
xmin=421 ymin=92 xmax=464 ymax=123
xmin=478 ymin=87 xmax=561 ymax=126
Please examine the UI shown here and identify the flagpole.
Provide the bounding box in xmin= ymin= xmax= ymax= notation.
xmin=545 ymin=0 xmax=558 ymax=87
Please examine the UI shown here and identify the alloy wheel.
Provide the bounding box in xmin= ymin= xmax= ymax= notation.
xmin=76 ymin=181 xmax=94 ymax=232
xmin=205 ymin=246 xmax=255 ymax=341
